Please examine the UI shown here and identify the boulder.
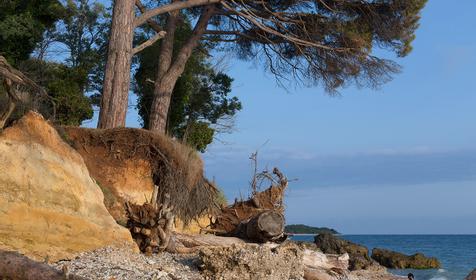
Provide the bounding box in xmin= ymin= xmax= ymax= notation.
xmin=371 ymin=248 xmax=440 ymax=269
xmin=0 ymin=112 xmax=137 ymax=262
xmin=314 ymin=233 xmax=374 ymax=270
xmin=465 ymin=269 xmax=476 ymax=280
xmin=199 ymin=242 xmax=304 ymax=280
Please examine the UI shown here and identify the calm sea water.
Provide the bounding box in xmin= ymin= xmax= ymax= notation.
xmin=291 ymin=235 xmax=476 ymax=280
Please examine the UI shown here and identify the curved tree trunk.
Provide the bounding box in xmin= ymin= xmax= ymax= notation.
xmin=148 ymin=5 xmax=215 ymax=133
xmin=97 ymin=0 xmax=135 ymax=129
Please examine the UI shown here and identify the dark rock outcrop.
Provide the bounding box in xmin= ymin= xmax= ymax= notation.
xmin=371 ymin=248 xmax=440 ymax=269
xmin=314 ymin=233 xmax=373 ymax=270
xmin=465 ymin=269 xmax=476 ymax=280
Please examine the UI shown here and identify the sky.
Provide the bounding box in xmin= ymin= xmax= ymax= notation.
xmin=85 ymin=1 xmax=476 ymax=234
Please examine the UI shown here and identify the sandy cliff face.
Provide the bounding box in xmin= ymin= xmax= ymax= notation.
xmin=0 ymin=112 xmax=136 ymax=262
xmin=61 ymin=126 xmax=215 ymax=233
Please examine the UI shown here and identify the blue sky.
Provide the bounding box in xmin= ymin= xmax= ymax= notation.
xmin=86 ymin=1 xmax=476 ymax=234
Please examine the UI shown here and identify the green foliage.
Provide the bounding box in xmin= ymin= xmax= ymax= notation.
xmin=285 ymin=224 xmax=339 ymax=235
xmin=135 ymin=19 xmax=241 ymax=152
xmin=47 ymin=77 xmax=93 ymax=125
xmin=52 ymin=0 xmax=109 ymax=94
xmin=181 ymin=121 xmax=214 ymax=152
xmin=19 ymin=60 xmax=93 ymax=125
xmin=0 ymin=0 xmax=108 ymax=126
xmin=211 ymin=0 xmax=428 ymax=92
xmin=0 ymin=0 xmax=64 ymax=64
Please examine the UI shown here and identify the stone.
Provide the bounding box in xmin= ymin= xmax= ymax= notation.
xmin=371 ymin=248 xmax=440 ymax=269
xmin=0 ymin=112 xmax=137 ymax=262
xmin=314 ymin=233 xmax=374 ymax=270
xmin=199 ymin=242 xmax=304 ymax=280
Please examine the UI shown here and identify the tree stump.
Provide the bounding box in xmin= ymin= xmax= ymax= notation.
xmin=125 ymin=192 xmax=175 ymax=253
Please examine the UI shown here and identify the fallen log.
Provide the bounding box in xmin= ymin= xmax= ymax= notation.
xmin=211 ymin=167 xmax=289 ymax=242
xmin=0 ymin=251 xmax=86 ymax=280
xmin=174 ymin=232 xmax=246 ymax=248
xmin=245 ymin=210 xmax=285 ymax=242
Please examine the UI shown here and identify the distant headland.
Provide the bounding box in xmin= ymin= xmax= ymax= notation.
xmin=285 ymin=224 xmax=339 ymax=235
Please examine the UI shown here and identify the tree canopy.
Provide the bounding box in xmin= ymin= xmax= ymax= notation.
xmin=98 ymin=0 xmax=427 ymax=131
xmin=0 ymin=0 xmax=64 ymax=64
xmin=204 ymin=0 xmax=427 ymax=91
xmin=0 ymin=0 xmax=107 ymax=126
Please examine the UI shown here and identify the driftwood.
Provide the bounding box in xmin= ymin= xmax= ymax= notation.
xmin=174 ymin=232 xmax=246 ymax=248
xmin=0 ymin=56 xmax=53 ymax=128
xmin=244 ymin=210 xmax=285 ymax=242
xmin=211 ymin=167 xmax=288 ymax=242
xmin=0 ymin=251 xmax=86 ymax=280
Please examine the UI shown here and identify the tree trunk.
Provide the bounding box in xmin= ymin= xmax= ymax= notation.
xmin=97 ymin=0 xmax=135 ymax=129
xmin=148 ymin=6 xmax=215 ymax=133
xmin=148 ymin=76 xmax=176 ymax=132
xmin=147 ymin=8 xmax=178 ymax=132
xmin=0 ymin=79 xmax=16 ymax=129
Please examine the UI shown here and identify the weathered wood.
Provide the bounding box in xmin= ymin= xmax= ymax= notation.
xmin=151 ymin=184 xmax=159 ymax=207
xmin=0 ymin=80 xmax=16 ymax=128
xmin=211 ymin=168 xmax=288 ymax=240
xmin=0 ymin=251 xmax=86 ymax=280
xmin=245 ymin=210 xmax=285 ymax=242
xmin=0 ymin=56 xmax=52 ymax=128
xmin=125 ymin=195 xmax=175 ymax=253
xmin=174 ymin=233 xmax=246 ymax=248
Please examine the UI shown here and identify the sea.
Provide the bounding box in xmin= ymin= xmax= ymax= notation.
xmin=291 ymin=234 xmax=476 ymax=280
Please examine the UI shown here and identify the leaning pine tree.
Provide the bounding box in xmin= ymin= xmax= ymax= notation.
xmin=98 ymin=0 xmax=427 ymax=132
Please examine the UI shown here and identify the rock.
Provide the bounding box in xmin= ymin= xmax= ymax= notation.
xmin=348 ymin=269 xmax=405 ymax=280
xmin=371 ymin=248 xmax=440 ymax=269
xmin=466 ymin=269 xmax=476 ymax=280
xmin=0 ymin=112 xmax=137 ymax=262
xmin=314 ymin=233 xmax=374 ymax=270
xmin=199 ymin=242 xmax=304 ymax=280
xmin=302 ymin=249 xmax=349 ymax=270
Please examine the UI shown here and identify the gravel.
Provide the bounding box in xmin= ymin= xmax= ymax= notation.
xmin=52 ymin=246 xmax=203 ymax=280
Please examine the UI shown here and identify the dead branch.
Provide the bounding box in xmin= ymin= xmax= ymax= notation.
xmin=0 ymin=56 xmax=55 ymax=127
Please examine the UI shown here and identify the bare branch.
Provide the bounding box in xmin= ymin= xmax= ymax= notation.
xmin=134 ymin=0 xmax=221 ymax=28
xmin=132 ymin=31 xmax=167 ymax=55
xmin=135 ymin=0 xmax=163 ymax=32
